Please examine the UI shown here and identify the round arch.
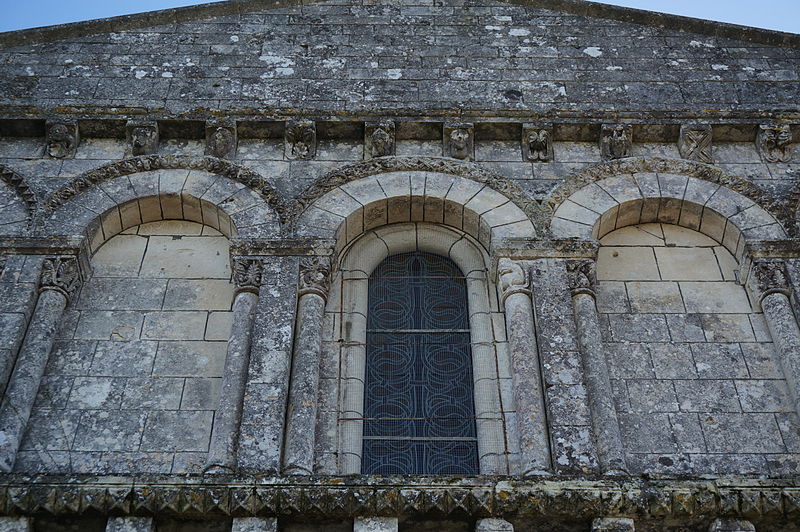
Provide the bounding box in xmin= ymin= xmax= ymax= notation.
xmin=37 ymin=166 xmax=282 ymax=253
xmin=546 ymin=159 xmax=791 ymax=261
xmin=293 ymin=165 xmax=539 ymax=252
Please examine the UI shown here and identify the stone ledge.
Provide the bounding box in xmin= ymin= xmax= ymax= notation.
xmin=0 ymin=475 xmax=797 ymax=523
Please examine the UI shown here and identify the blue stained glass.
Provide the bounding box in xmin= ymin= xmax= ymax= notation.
xmin=363 ymin=252 xmax=479 ymax=475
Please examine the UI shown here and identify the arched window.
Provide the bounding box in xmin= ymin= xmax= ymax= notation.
xmin=361 ymin=252 xmax=478 ymax=475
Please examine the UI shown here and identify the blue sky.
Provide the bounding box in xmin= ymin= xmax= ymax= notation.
xmin=1 ymin=0 xmax=798 ymax=34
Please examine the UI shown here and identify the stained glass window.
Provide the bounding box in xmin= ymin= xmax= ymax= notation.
xmin=362 ymin=252 xmax=479 ymax=475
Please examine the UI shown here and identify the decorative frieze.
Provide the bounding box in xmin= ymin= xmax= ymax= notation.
xmin=600 ymin=124 xmax=631 ymax=160
xmin=285 ymin=120 xmax=317 ymax=160
xmin=365 ymin=121 xmax=396 ymax=159
xmin=678 ymin=124 xmax=713 ymax=164
xmin=46 ymin=120 xmax=78 ymax=159
xmin=298 ymin=255 xmax=332 ymax=300
xmin=39 ymin=256 xmax=80 ymax=301
xmin=232 ymin=257 xmax=264 ymax=294
xmin=566 ymin=258 xmax=596 ymax=296
xmin=757 ymin=124 xmax=792 ymax=163
xmin=126 ymin=121 xmax=159 ymax=156
xmin=206 ymin=121 xmax=237 ymax=159
xmin=522 ymin=123 xmax=553 ymax=162
xmin=444 ymin=122 xmax=474 ymax=161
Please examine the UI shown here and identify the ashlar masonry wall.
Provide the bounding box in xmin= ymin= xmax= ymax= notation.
xmin=597 ymin=222 xmax=799 ymax=476
xmin=18 ymin=220 xmax=234 ymax=474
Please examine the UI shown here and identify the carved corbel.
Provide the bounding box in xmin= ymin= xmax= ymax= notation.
xmin=757 ymin=124 xmax=792 ymax=163
xmin=46 ymin=120 xmax=79 ymax=159
xmin=365 ymin=121 xmax=396 ymax=159
xmin=498 ymin=258 xmax=529 ymax=304
xmin=285 ymin=120 xmax=316 ymax=160
xmin=232 ymin=257 xmax=264 ymax=295
xmin=750 ymin=259 xmax=790 ymax=301
xmin=444 ymin=122 xmax=474 ymax=161
xmin=522 ymin=123 xmax=553 ymax=162
xmin=298 ymin=255 xmax=332 ymax=300
xmin=39 ymin=256 xmax=80 ymax=301
xmin=600 ymin=124 xmax=631 ymax=160
xmin=205 ymin=121 xmax=237 ymax=159
xmin=126 ymin=120 xmax=159 ymax=156
xmin=678 ymin=124 xmax=713 ymax=164
xmin=566 ymin=258 xmax=597 ymax=297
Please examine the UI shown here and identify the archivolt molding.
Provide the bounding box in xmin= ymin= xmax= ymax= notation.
xmin=545 ymin=157 xmax=796 ymax=236
xmin=290 ymin=156 xmax=548 ymax=229
xmin=0 ymin=164 xmax=37 ymax=218
xmin=38 ymin=155 xmax=287 ymax=222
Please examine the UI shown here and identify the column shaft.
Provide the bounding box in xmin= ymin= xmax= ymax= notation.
xmin=572 ymin=292 xmax=627 ymax=473
xmin=206 ymin=290 xmax=259 ymax=471
xmin=0 ymin=288 xmax=67 ymax=472
xmin=503 ymin=289 xmax=551 ymax=474
xmin=761 ymin=291 xmax=800 ymax=414
xmin=282 ymin=291 xmax=326 ymax=473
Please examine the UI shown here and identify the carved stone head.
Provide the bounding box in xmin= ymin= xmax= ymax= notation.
xmin=130 ymin=126 xmax=158 ymax=156
xmin=370 ymin=127 xmax=393 ymax=158
xmin=47 ymin=122 xmax=78 ymax=158
xmin=207 ymin=127 xmax=235 ymax=159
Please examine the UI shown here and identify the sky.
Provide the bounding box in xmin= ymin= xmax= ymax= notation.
xmin=0 ymin=0 xmax=798 ymax=34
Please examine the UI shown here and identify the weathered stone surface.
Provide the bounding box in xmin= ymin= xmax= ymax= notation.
xmin=106 ymin=517 xmax=155 ymax=532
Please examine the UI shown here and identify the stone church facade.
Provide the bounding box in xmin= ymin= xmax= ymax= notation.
xmin=0 ymin=0 xmax=798 ymax=530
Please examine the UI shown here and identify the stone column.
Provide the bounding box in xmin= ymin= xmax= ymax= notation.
xmin=232 ymin=517 xmax=278 ymax=532
xmin=0 ymin=257 xmax=79 ymax=472
xmin=106 ymin=517 xmax=155 ymax=532
xmin=751 ymin=260 xmax=800 ymax=415
xmin=206 ymin=258 xmax=263 ymax=472
xmin=567 ymin=259 xmax=627 ymax=474
xmin=591 ymin=517 xmax=635 ymax=531
xmin=475 ymin=518 xmax=514 ymax=531
xmin=354 ymin=518 xmax=398 ymax=532
xmin=282 ymin=256 xmax=331 ymax=474
xmin=708 ymin=519 xmax=755 ymax=532
xmin=497 ymin=258 xmax=551 ymax=475
xmin=0 ymin=517 xmax=32 ymax=532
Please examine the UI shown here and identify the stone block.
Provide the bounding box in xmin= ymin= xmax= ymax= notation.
xmin=106 ymin=517 xmax=155 ymax=532
xmin=604 ymin=343 xmax=654 ymax=379
xmin=140 ymin=410 xmax=213 ymax=452
xmin=665 ymin=314 xmax=707 ymax=342
xmin=679 ymin=282 xmax=752 ymax=313
xmin=90 ymin=235 xmax=148 ymax=277
xmin=475 ymin=518 xmax=514 ymax=532
xmin=627 ymin=380 xmax=678 ymax=413
xmin=699 ymin=314 xmax=756 ymax=342
xmin=162 ymin=279 xmax=235 ymax=310
xmin=648 ymin=344 xmax=697 ymax=379
xmin=181 ymin=377 xmax=221 ymax=410
xmin=122 ymin=377 xmax=183 ymax=409
xmin=702 ymin=413 xmax=786 ymax=453
xmin=74 ymin=311 xmax=144 ymax=341
xmin=353 ymin=517 xmax=398 ymax=532
xmin=73 ymin=411 xmax=146 ymax=451
xmin=626 ymin=281 xmax=684 ymax=313
xmin=675 ymin=380 xmax=741 ymax=412
xmin=45 ymin=340 xmax=97 ymax=375
xmin=690 ymin=343 xmax=748 ymax=379
xmin=592 ymin=518 xmax=635 ymax=532
xmin=153 ymin=341 xmax=226 ymax=377
xmin=736 ymin=379 xmax=792 ymax=412
xmin=139 ymin=235 xmax=231 ymax=278
xmin=141 ymin=311 xmax=207 ymax=340
xmin=607 ymin=314 xmax=670 ymax=343
xmin=0 ymin=517 xmax=32 ymax=532
xmin=68 ymin=377 xmax=125 ymax=409
xmin=77 ymin=278 xmax=167 ymax=310
xmin=90 ymin=341 xmax=158 ymax=376
xmin=618 ymin=413 xmax=676 ymax=453
xmin=597 ymin=247 xmax=659 ymax=281
xmin=669 ymin=413 xmax=707 ymax=453
xmin=232 ymin=517 xmax=278 ymax=532
xmin=740 ymin=342 xmax=782 ymax=378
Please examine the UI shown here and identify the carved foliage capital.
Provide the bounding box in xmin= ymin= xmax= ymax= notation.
xmin=299 ymin=256 xmax=332 ymax=299
xmin=286 ymin=121 xmax=317 ymax=160
xmin=566 ymin=259 xmax=597 ymax=295
xmin=232 ymin=257 xmax=264 ymax=294
xmin=498 ymin=258 xmax=528 ymax=300
xmin=751 ymin=259 xmax=790 ymax=297
xmin=523 ymin=123 xmax=553 ymax=162
xmin=39 ymin=256 xmax=80 ymax=300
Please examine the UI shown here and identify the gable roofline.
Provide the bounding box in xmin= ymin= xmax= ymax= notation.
xmin=0 ymin=0 xmax=798 ymax=50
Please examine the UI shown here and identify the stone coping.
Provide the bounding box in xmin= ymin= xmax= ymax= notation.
xmin=0 ymin=474 xmax=797 ymax=522
xmin=0 ymin=0 xmax=797 ymax=50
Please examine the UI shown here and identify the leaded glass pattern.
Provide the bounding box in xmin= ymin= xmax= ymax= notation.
xmin=362 ymin=252 xmax=479 ymax=475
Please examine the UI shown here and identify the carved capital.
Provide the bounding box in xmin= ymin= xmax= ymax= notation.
xmin=751 ymin=259 xmax=790 ymax=298
xmin=126 ymin=121 xmax=159 ymax=156
xmin=365 ymin=121 xmax=396 ymax=159
xmin=600 ymin=124 xmax=631 ymax=160
xmin=757 ymin=124 xmax=792 ymax=163
xmin=444 ymin=123 xmax=474 ymax=161
xmin=46 ymin=120 xmax=79 ymax=159
xmin=299 ymin=256 xmax=332 ymax=300
xmin=522 ymin=123 xmax=553 ymax=162
xmin=678 ymin=124 xmax=713 ymax=164
xmin=286 ymin=121 xmax=316 ymax=160
xmin=566 ymin=259 xmax=597 ymax=296
xmin=498 ymin=258 xmax=529 ymax=303
xmin=206 ymin=122 xmax=237 ymax=159
xmin=232 ymin=257 xmax=263 ymax=295
xmin=39 ymin=256 xmax=80 ymax=301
